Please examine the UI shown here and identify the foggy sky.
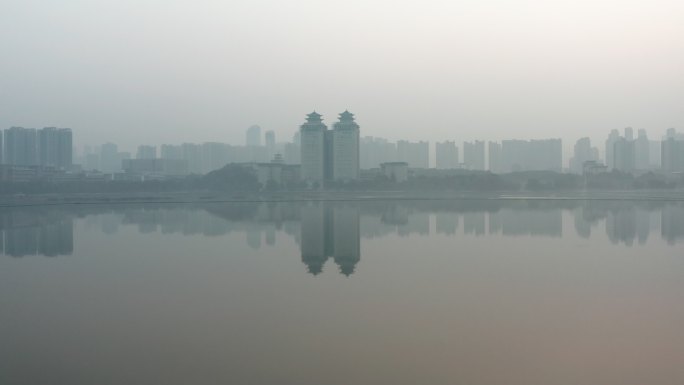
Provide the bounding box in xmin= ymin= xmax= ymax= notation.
xmin=1 ymin=0 xmax=682 ymax=152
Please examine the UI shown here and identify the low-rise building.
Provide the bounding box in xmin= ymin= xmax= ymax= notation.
xmin=381 ymin=162 xmax=409 ymax=182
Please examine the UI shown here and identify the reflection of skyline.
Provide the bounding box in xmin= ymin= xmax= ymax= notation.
xmin=2 ymin=200 xmax=684 ymax=263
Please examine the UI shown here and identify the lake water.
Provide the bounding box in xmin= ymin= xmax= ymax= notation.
xmin=1 ymin=200 xmax=683 ymax=385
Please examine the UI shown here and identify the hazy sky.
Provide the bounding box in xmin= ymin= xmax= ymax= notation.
xmin=1 ymin=0 xmax=682 ymax=152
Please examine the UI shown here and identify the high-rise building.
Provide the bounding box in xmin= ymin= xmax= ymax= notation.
xmin=463 ymin=140 xmax=485 ymax=170
xmin=570 ymin=137 xmax=599 ymax=174
xmin=488 ymin=141 xmax=502 ymax=173
xmin=605 ymin=127 xmax=637 ymax=173
xmin=613 ymin=137 xmax=635 ymax=173
xmin=201 ymin=142 xmax=231 ymax=173
xmin=624 ymin=126 xmax=634 ymax=141
xmin=3 ymin=127 xmax=38 ymax=166
xmin=605 ymin=129 xmax=620 ymax=170
xmin=181 ymin=143 xmax=203 ymax=174
xmin=265 ymin=130 xmax=275 ymax=149
xmin=136 ymin=145 xmax=157 ymax=159
xmin=300 ymin=112 xmax=327 ymax=185
xmin=100 ymin=143 xmax=120 ymax=172
xmin=397 ymin=140 xmax=429 ymax=168
xmin=360 ymin=136 xmax=397 ymax=169
xmin=161 ymin=144 xmax=183 ymax=160
xmin=246 ymin=125 xmax=262 ymax=147
xmin=37 ymin=127 xmax=72 ymax=169
xmin=435 ymin=141 xmax=458 ymax=169
xmin=332 ymin=110 xmax=360 ymax=181
xmin=0 ymin=130 xmax=3 ymax=164
xmin=634 ymin=129 xmax=650 ymax=170
xmin=499 ymin=139 xmax=562 ymax=172
xmin=662 ymin=128 xmax=684 ymax=172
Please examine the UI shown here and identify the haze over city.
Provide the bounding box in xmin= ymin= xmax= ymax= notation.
xmin=2 ymin=0 xmax=683 ymax=150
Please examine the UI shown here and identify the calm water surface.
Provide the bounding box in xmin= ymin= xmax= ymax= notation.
xmin=1 ymin=200 xmax=683 ymax=385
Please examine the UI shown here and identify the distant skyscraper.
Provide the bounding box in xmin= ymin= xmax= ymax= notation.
xmin=100 ymin=143 xmax=120 ymax=172
xmin=246 ymin=125 xmax=262 ymax=147
xmin=3 ymin=127 xmax=38 ymax=166
xmin=360 ymin=136 xmax=397 ymax=169
xmin=500 ymin=139 xmax=562 ymax=172
xmin=300 ymin=112 xmax=327 ymax=185
xmin=634 ymin=129 xmax=650 ymax=170
xmin=136 ymin=145 xmax=157 ymax=159
xmin=181 ymin=143 xmax=203 ymax=174
xmin=570 ymin=137 xmax=598 ymax=174
xmin=624 ymin=126 xmax=634 ymax=141
xmin=463 ymin=140 xmax=485 ymax=170
xmin=38 ymin=127 xmax=72 ymax=169
xmin=397 ymin=140 xmax=429 ymax=168
xmin=605 ymin=129 xmax=620 ymax=170
xmin=265 ymin=130 xmax=275 ymax=149
xmin=488 ymin=141 xmax=502 ymax=173
xmin=605 ymin=127 xmax=637 ymax=173
xmin=662 ymin=128 xmax=684 ymax=172
xmin=161 ymin=144 xmax=183 ymax=160
xmin=332 ymin=110 xmax=360 ymax=181
xmin=613 ymin=137 xmax=635 ymax=173
xmin=435 ymin=141 xmax=458 ymax=169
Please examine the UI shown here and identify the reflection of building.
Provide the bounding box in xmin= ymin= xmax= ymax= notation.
xmin=606 ymin=208 xmax=637 ymax=246
xmin=489 ymin=209 xmax=562 ymax=237
xmin=436 ymin=213 xmax=458 ymax=235
xmin=299 ymin=203 xmax=361 ymax=276
xmin=332 ymin=207 xmax=360 ymax=276
xmin=661 ymin=204 xmax=684 ymax=245
xmin=1 ymin=211 xmax=74 ymax=257
xmin=463 ymin=212 xmax=485 ymax=235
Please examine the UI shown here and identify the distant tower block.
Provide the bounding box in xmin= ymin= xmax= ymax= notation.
xmin=300 ymin=111 xmax=327 ymax=185
xmin=332 ymin=110 xmax=360 ymax=181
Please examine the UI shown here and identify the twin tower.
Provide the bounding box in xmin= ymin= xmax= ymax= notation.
xmin=300 ymin=111 xmax=360 ymax=185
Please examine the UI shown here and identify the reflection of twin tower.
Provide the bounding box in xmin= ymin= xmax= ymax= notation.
xmin=300 ymin=203 xmax=360 ymax=276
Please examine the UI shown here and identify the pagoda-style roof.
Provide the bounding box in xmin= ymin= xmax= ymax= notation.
xmin=306 ymin=111 xmax=323 ymax=123
xmin=338 ymin=110 xmax=355 ymax=122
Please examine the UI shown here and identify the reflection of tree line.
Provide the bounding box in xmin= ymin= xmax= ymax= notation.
xmin=2 ymin=201 xmax=683 ymax=265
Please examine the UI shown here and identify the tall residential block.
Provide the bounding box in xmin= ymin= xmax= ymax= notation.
xmin=3 ymin=127 xmax=38 ymax=166
xmin=332 ymin=110 xmax=360 ymax=181
xmin=246 ymin=125 xmax=262 ymax=147
xmin=300 ymin=112 xmax=327 ymax=184
xmin=463 ymin=140 xmax=485 ymax=170
xmin=38 ymin=127 xmax=72 ymax=169
xmin=435 ymin=141 xmax=459 ymax=169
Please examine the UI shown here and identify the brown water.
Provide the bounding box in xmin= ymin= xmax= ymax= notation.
xmin=1 ymin=200 xmax=683 ymax=385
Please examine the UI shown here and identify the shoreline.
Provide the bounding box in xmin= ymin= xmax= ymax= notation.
xmin=1 ymin=190 xmax=683 ymax=208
